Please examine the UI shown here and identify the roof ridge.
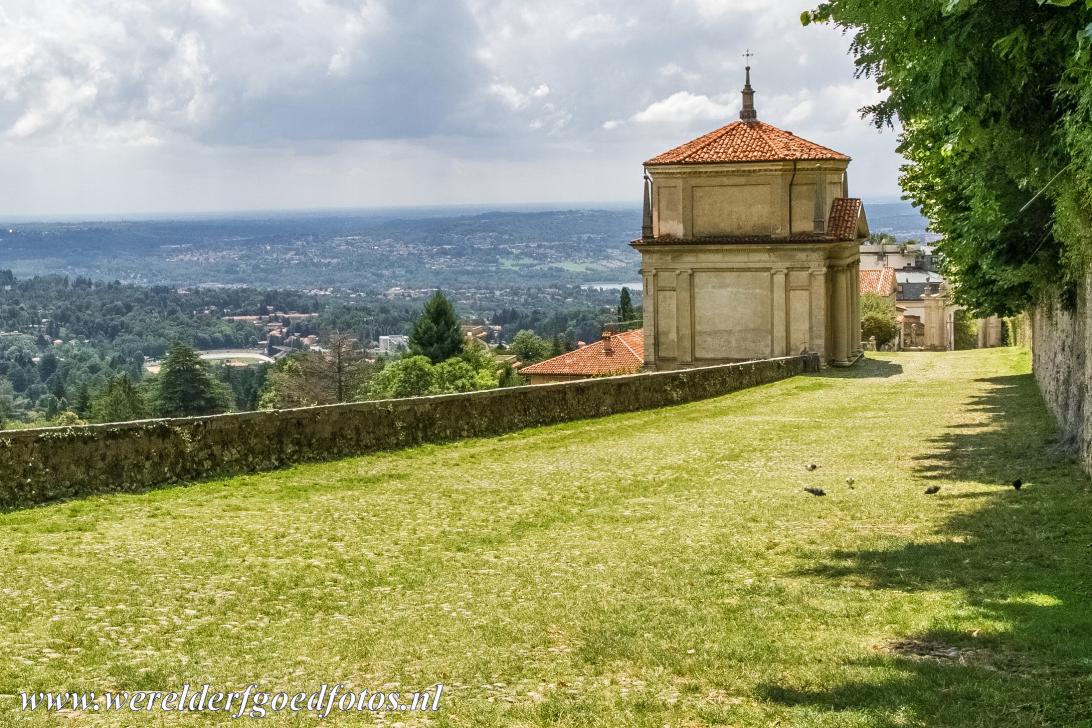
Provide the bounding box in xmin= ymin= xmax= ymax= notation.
xmin=612 ymin=329 xmax=643 ymax=360
xmin=753 ymin=121 xmax=783 ymax=160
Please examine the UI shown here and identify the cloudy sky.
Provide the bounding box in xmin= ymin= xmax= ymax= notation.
xmin=0 ymin=0 xmax=902 ymax=218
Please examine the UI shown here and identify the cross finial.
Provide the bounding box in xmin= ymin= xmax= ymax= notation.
xmin=740 ymin=50 xmax=757 ymax=121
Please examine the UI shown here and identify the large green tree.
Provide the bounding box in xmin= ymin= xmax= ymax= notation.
xmin=510 ymin=330 xmax=551 ymax=364
xmin=410 ymin=292 xmax=463 ymax=364
xmin=805 ymin=0 xmax=1092 ymax=315
xmin=367 ymin=356 xmax=437 ymax=399
xmin=89 ymin=374 xmax=147 ymax=423
xmin=151 ymin=343 xmax=231 ymax=417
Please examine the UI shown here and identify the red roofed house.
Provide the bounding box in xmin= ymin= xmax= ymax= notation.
xmin=632 ymin=62 xmax=866 ymax=368
xmin=859 ymin=267 xmax=897 ymax=302
xmin=520 ymin=329 xmax=645 ymax=385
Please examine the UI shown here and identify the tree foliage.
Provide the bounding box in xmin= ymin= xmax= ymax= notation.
xmin=259 ymin=336 xmax=371 ymax=409
xmin=805 ymin=0 xmax=1092 ymax=314
xmin=953 ymin=309 xmax=980 ymax=350
xmin=617 ymin=287 xmax=637 ymax=325
xmin=410 ymin=291 xmax=463 ymax=364
xmin=89 ymin=374 xmax=147 ymax=423
xmin=366 ymin=341 xmax=503 ymax=400
xmin=860 ymin=293 xmax=900 ymax=348
xmin=150 ymin=344 xmax=232 ymax=417
xmin=510 ymin=330 xmax=552 ymax=364
xmin=367 ymin=356 xmax=437 ymax=399
xmin=0 ymin=380 xmax=15 ymax=429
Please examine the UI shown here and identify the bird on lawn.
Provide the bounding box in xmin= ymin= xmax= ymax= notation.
xmin=924 ymin=485 xmax=941 ymax=495
xmin=805 ymin=463 xmax=819 ymax=471
xmin=846 ymin=477 xmax=855 ymax=488
xmin=804 ymin=486 xmax=826 ymax=497
xmin=1012 ymin=479 xmax=1023 ymax=491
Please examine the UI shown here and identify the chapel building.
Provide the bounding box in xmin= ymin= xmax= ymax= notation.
xmin=632 ymin=65 xmax=866 ymax=368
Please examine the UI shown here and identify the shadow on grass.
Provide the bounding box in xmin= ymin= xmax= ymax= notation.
xmin=809 ymin=356 xmax=904 ymax=380
xmin=756 ymin=372 xmax=1092 ymax=726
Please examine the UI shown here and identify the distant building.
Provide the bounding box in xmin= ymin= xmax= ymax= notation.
xmin=520 ymin=329 xmax=644 ymax=384
xmin=379 ymin=335 xmax=409 ymax=355
xmin=859 ymin=240 xmax=941 ymax=273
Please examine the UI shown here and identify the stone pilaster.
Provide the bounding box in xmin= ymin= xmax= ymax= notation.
xmin=851 ymin=261 xmax=862 ymax=354
xmin=831 ymin=265 xmax=849 ymax=365
xmin=810 ymin=268 xmax=827 ymax=363
xmin=642 ymin=270 xmax=655 ymax=366
xmin=676 ymin=270 xmax=693 ymax=364
xmin=772 ymin=268 xmax=787 ymax=357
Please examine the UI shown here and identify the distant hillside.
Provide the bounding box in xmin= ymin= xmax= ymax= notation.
xmin=865 ymin=201 xmax=939 ymax=242
xmin=0 ymin=210 xmax=640 ymax=291
xmin=0 ymin=201 xmax=930 ymax=291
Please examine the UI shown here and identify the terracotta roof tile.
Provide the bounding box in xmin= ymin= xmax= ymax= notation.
xmin=646 ymin=120 xmax=850 ymax=165
xmin=860 ymin=267 xmax=897 ymax=297
xmin=520 ymin=329 xmax=644 ymax=377
xmin=827 ymin=198 xmax=864 ymax=240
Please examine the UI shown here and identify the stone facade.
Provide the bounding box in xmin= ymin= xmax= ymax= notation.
xmin=635 ymin=235 xmax=861 ymax=367
xmin=0 ymin=354 xmax=819 ymax=509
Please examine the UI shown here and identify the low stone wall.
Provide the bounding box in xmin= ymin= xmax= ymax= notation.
xmin=1033 ymin=272 xmax=1092 ymax=476
xmin=0 ymin=354 xmax=819 ymax=509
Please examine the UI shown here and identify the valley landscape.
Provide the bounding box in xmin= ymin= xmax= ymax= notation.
xmin=2 ymin=0 xmax=1091 ymax=726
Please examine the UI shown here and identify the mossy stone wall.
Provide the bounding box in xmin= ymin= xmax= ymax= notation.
xmin=0 ymin=355 xmax=818 ymax=509
xmin=1033 ymin=272 xmax=1092 ymax=477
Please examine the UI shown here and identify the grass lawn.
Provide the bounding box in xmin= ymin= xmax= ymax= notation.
xmin=2 ymin=348 xmax=1091 ymax=726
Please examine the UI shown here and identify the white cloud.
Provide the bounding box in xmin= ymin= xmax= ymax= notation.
xmin=632 ymin=91 xmax=735 ymax=125
xmin=0 ymin=0 xmax=902 ymax=215
xmin=489 ymin=81 xmax=551 ymax=110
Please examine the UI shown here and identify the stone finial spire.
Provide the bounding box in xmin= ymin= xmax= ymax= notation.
xmin=641 ymin=171 xmax=653 ymax=239
xmin=740 ymin=50 xmax=757 ymax=122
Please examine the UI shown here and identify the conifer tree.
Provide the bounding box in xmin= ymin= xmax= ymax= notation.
xmin=617 ymin=287 xmax=636 ymax=325
xmin=409 ymin=291 xmax=463 ymax=364
xmin=151 ymin=343 xmax=231 ymax=417
xmin=89 ymin=374 xmax=147 ymax=422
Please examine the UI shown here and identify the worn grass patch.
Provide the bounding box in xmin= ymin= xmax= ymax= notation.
xmin=1 ymin=349 xmax=1090 ymax=726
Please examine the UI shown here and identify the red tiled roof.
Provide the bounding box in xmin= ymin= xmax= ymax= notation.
xmin=860 ymin=267 xmax=897 ymax=297
xmin=827 ymin=198 xmax=864 ymax=240
xmin=520 ymin=329 xmax=644 ymax=377
xmin=646 ymin=120 xmax=850 ymax=165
